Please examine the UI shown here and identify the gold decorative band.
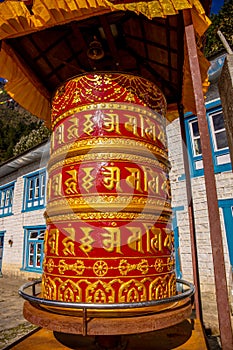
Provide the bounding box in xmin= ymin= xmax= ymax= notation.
xmin=48 ymin=151 xmax=170 ymax=173
xmin=46 ymin=195 xmax=171 ymax=216
xmin=49 ymin=137 xmax=168 ymax=165
xmin=43 ymin=257 xmax=175 ymax=277
xmin=41 ymin=273 xmax=176 ymax=303
xmin=45 ymin=211 xmax=172 ymax=224
xmin=51 ymin=102 xmax=166 ymax=129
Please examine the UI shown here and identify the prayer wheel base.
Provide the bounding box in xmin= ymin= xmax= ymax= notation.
xmin=23 ymin=297 xmax=192 ymax=337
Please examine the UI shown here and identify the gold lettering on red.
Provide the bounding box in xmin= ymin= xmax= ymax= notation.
xmin=142 ymin=166 xmax=159 ymax=193
xmin=67 ymin=117 xmax=79 ymax=140
xmin=102 ymin=166 xmax=122 ymax=192
xmin=82 ymin=167 xmax=95 ymax=192
xmin=127 ymin=227 xmax=144 ymax=253
xmin=83 ymin=114 xmax=95 ymax=135
xmin=143 ymin=223 xmax=162 ymax=253
xmin=101 ymin=227 xmax=122 ymax=254
xmin=54 ymin=124 xmax=65 ymax=145
xmin=80 ymin=227 xmax=95 ymax=255
xmin=64 ymin=169 xmax=78 ymax=194
xmin=48 ymin=228 xmax=59 ymax=255
xmin=164 ymin=229 xmax=174 ymax=251
xmin=125 ymin=167 xmax=143 ymax=192
xmin=51 ymin=173 xmax=62 ymax=197
xmin=102 ymin=113 xmax=120 ymax=134
xmin=124 ymin=115 xmax=139 ymax=136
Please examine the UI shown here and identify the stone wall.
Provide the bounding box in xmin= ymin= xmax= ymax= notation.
xmin=167 ymin=118 xmax=232 ymax=334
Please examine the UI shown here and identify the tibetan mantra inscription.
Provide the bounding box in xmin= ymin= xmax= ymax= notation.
xmin=42 ymin=73 xmax=176 ymax=305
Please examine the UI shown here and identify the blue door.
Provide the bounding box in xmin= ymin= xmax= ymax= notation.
xmin=0 ymin=232 xmax=4 ymax=276
xmin=219 ymin=199 xmax=233 ymax=266
xmin=172 ymin=206 xmax=183 ymax=279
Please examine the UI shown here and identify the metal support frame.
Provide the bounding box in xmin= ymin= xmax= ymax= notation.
xmin=19 ymin=278 xmax=195 ymax=312
xmin=183 ymin=9 xmax=233 ymax=350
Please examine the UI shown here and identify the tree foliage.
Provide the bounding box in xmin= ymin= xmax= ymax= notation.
xmin=204 ymin=0 xmax=233 ymax=58
xmin=0 ymin=87 xmax=50 ymax=163
xmin=13 ymin=124 xmax=50 ymax=157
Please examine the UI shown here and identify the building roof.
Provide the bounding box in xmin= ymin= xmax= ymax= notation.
xmin=0 ymin=141 xmax=50 ymax=179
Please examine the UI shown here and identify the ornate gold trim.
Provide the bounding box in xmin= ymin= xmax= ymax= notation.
xmin=45 ymin=211 xmax=171 ymax=223
xmin=46 ymin=196 xmax=171 ymax=215
xmin=48 ymin=151 xmax=169 ymax=173
xmin=50 ymin=137 xmax=168 ymax=165
xmin=52 ymin=102 xmax=166 ymax=130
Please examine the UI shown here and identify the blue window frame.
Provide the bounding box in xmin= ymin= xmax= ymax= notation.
xmin=172 ymin=206 xmax=183 ymax=279
xmin=218 ymin=199 xmax=233 ymax=267
xmin=0 ymin=231 xmax=5 ymax=276
xmin=0 ymin=182 xmax=14 ymax=217
xmin=185 ymin=99 xmax=232 ymax=177
xmin=22 ymin=226 xmax=45 ymax=273
xmin=23 ymin=169 xmax=46 ymax=211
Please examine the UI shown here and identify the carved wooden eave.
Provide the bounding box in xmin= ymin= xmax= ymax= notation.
xmin=0 ymin=0 xmax=211 ymax=126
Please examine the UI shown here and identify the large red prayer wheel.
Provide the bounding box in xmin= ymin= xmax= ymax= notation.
xmin=42 ymin=73 xmax=176 ymax=307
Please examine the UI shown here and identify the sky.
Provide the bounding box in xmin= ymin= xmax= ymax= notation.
xmin=211 ymin=0 xmax=225 ymax=14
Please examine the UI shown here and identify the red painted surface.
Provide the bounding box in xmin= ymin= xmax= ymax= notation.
xmin=42 ymin=73 xmax=176 ymax=305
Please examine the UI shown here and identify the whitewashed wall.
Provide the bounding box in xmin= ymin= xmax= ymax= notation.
xmin=0 ymin=160 xmax=46 ymax=279
xmin=167 ymin=118 xmax=233 ymax=333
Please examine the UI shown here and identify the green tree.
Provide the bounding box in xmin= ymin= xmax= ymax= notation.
xmin=0 ymin=86 xmax=51 ymax=163
xmin=204 ymin=0 xmax=233 ymax=58
xmin=13 ymin=124 xmax=50 ymax=157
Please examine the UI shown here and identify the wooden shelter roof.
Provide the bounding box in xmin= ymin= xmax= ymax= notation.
xmin=0 ymin=0 xmax=211 ymax=125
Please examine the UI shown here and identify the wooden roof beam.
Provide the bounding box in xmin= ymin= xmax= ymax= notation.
xmin=125 ymin=45 xmax=178 ymax=97
xmin=99 ymin=15 xmax=119 ymax=66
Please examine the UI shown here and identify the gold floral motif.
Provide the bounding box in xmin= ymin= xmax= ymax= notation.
xmin=44 ymin=258 xmax=55 ymax=273
xmin=154 ymin=258 xmax=164 ymax=272
xmin=52 ymin=73 xmax=167 ymax=128
xmin=58 ymin=259 xmax=85 ymax=275
xmin=169 ymin=273 xmax=177 ymax=296
xmin=41 ymin=275 xmax=59 ymax=300
xmin=167 ymin=257 xmax=175 ymax=271
xmin=154 ymin=258 xmax=175 ymax=272
xmin=118 ymin=259 xmax=149 ymax=276
xmin=93 ymin=260 xmax=108 ymax=277
xmin=41 ymin=274 xmax=176 ymax=303
xmin=85 ymin=280 xmax=116 ymax=303
xmin=57 ymin=278 xmax=83 ymax=302
xmin=149 ymin=273 xmax=176 ymax=299
xmin=118 ymin=279 xmax=147 ymax=302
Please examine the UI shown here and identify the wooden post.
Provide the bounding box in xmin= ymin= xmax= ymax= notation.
xmin=178 ymin=104 xmax=202 ymax=322
xmin=183 ymin=9 xmax=233 ymax=350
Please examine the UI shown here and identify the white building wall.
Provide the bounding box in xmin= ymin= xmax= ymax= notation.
xmin=167 ymin=118 xmax=233 ymax=333
xmin=0 ymin=160 xmax=46 ymax=279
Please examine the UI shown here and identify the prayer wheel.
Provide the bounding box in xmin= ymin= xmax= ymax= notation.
xmin=42 ymin=73 xmax=176 ymax=308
